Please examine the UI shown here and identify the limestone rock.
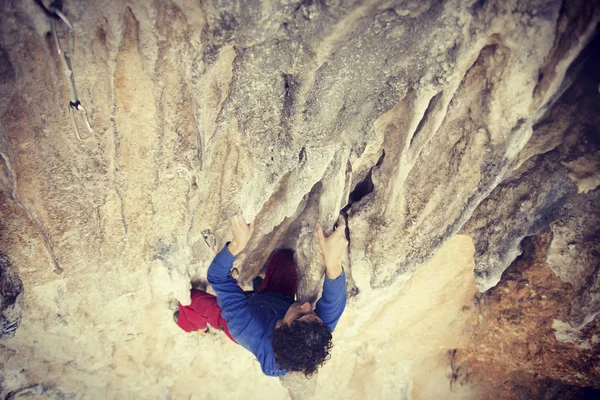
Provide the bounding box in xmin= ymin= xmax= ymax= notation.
xmin=0 ymin=0 xmax=598 ymax=398
xmin=0 ymin=254 xmax=22 ymax=340
xmin=462 ymin=32 xmax=600 ymax=327
xmin=547 ymin=189 xmax=600 ymax=328
xmin=462 ymin=151 xmax=578 ymax=291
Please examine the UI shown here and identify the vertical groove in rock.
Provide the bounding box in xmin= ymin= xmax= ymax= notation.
xmin=409 ymin=91 xmax=443 ymax=149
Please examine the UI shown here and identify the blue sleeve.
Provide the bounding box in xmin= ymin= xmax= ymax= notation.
xmin=315 ymin=270 xmax=347 ymax=332
xmin=207 ymin=245 xmax=251 ymax=335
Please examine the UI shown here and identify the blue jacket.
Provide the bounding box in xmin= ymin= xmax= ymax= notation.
xmin=207 ymin=245 xmax=347 ymax=376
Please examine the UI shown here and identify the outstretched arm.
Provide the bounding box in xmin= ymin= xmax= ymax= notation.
xmin=314 ymin=215 xmax=348 ymax=331
xmin=207 ymin=215 xmax=255 ymax=332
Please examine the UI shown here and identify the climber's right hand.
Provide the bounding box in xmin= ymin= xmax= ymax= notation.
xmin=316 ymin=215 xmax=348 ymax=279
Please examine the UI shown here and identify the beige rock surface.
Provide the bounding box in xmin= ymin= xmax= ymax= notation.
xmin=316 ymin=235 xmax=477 ymax=400
xmin=0 ymin=0 xmax=599 ymax=398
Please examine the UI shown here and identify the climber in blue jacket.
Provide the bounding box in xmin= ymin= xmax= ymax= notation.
xmin=176 ymin=214 xmax=348 ymax=377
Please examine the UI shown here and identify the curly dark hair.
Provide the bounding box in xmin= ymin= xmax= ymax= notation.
xmin=271 ymin=320 xmax=333 ymax=377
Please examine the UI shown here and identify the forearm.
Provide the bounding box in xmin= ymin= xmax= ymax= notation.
xmin=315 ymin=269 xmax=347 ymax=331
xmin=316 ymin=215 xmax=348 ymax=280
xmin=207 ymin=245 xmax=237 ymax=284
xmin=207 ymin=245 xmax=249 ymax=318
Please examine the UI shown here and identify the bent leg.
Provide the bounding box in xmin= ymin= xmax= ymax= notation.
xmin=259 ymin=249 xmax=298 ymax=298
xmin=176 ymin=289 xmax=237 ymax=343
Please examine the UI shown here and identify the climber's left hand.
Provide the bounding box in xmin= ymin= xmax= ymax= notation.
xmin=227 ymin=214 xmax=255 ymax=256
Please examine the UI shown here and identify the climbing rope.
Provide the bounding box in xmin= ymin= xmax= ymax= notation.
xmin=36 ymin=0 xmax=94 ymax=141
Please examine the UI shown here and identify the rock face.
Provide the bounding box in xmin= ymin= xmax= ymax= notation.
xmin=0 ymin=0 xmax=598 ymax=398
xmin=462 ymin=33 xmax=600 ymax=328
xmin=453 ymin=233 xmax=600 ymax=399
xmin=0 ymin=254 xmax=22 ymax=341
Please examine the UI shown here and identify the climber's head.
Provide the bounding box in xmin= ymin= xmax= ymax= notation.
xmin=271 ymin=301 xmax=333 ymax=377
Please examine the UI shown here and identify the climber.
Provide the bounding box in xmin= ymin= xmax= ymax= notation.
xmin=175 ymin=214 xmax=348 ymax=377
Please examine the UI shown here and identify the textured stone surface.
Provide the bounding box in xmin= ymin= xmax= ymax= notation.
xmin=453 ymin=233 xmax=600 ymax=399
xmin=0 ymin=0 xmax=599 ymax=398
xmin=0 ymin=254 xmax=22 ymax=340
xmin=462 ymin=151 xmax=577 ymax=289
xmin=547 ymin=188 xmax=600 ymax=328
xmin=462 ymin=32 xmax=600 ymax=327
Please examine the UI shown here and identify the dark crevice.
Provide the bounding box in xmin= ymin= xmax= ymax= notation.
xmin=282 ymin=73 xmax=298 ymax=120
xmin=298 ymin=146 xmax=306 ymax=163
xmin=467 ymin=0 xmax=488 ymax=15
xmin=347 ymin=173 xmax=374 ymax=206
xmin=336 ymin=150 xmax=386 ymax=243
xmin=33 ymin=0 xmax=62 ymax=19
xmin=346 ymin=150 xmax=385 ymax=206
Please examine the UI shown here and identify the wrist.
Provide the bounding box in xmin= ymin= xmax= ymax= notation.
xmin=325 ymin=263 xmax=343 ymax=279
xmin=227 ymin=241 xmax=242 ymax=256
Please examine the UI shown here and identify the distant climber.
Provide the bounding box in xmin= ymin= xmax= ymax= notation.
xmin=174 ymin=214 xmax=348 ymax=377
